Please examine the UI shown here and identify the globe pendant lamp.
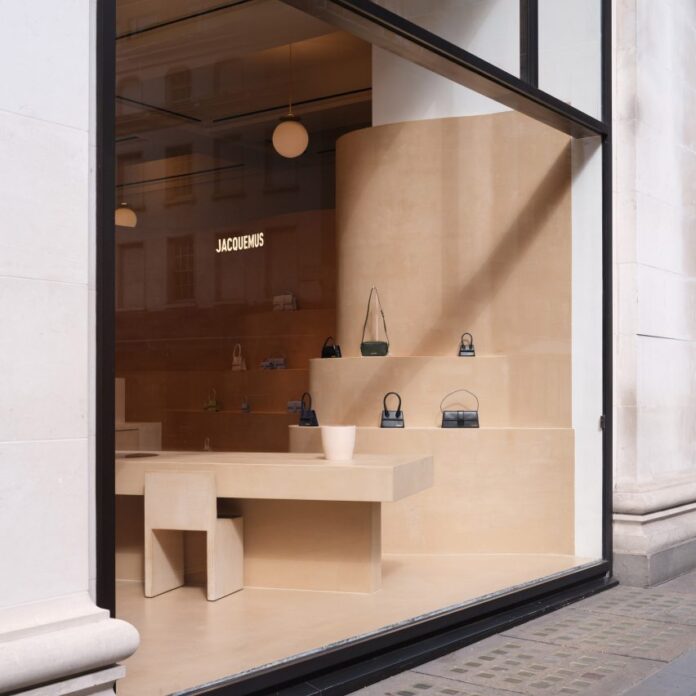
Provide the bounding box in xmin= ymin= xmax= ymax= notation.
xmin=115 ymin=202 xmax=137 ymax=228
xmin=272 ymin=44 xmax=308 ymax=159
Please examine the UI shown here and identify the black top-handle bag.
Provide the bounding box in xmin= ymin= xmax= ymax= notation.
xmin=440 ymin=389 xmax=480 ymax=428
xmin=360 ymin=286 xmax=390 ymax=356
xmin=381 ymin=391 xmax=405 ymax=428
xmin=299 ymin=392 xmax=319 ymax=426
xmin=458 ymin=332 xmax=475 ymax=357
xmin=321 ymin=336 xmax=342 ymax=358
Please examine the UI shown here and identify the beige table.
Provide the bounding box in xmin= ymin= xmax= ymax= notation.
xmin=116 ymin=451 xmax=433 ymax=592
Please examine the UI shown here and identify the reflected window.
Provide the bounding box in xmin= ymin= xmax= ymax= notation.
xmin=167 ymin=235 xmax=195 ymax=303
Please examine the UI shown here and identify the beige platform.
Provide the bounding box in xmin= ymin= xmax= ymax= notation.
xmin=116 ymin=451 xmax=433 ymax=592
xmin=290 ymin=426 xmax=574 ymax=555
xmin=309 ymin=355 xmax=570 ymax=428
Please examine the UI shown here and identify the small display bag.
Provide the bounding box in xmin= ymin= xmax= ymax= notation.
xmin=440 ymin=389 xmax=480 ymax=428
xmin=458 ymin=333 xmax=475 ymax=357
xmin=299 ymin=392 xmax=319 ymax=427
xmin=321 ymin=336 xmax=342 ymax=358
xmin=231 ymin=343 xmax=246 ymax=370
xmin=273 ymin=292 xmax=297 ymax=312
xmin=203 ymin=388 xmax=220 ymax=412
xmin=381 ymin=391 xmax=405 ymax=428
xmin=360 ymin=286 xmax=390 ymax=356
xmin=260 ymin=355 xmax=286 ymax=370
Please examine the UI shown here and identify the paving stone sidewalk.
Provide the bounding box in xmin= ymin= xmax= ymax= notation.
xmin=355 ymin=570 xmax=696 ymax=696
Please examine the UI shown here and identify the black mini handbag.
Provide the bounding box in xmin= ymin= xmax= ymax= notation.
xmin=458 ymin=332 xmax=475 ymax=357
xmin=381 ymin=391 xmax=404 ymax=428
xmin=440 ymin=389 xmax=480 ymax=428
xmin=360 ymin=286 xmax=390 ymax=356
xmin=299 ymin=392 xmax=319 ymax=427
xmin=321 ymin=336 xmax=342 ymax=358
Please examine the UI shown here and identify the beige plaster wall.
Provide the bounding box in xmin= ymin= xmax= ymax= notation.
xmin=334 ymin=111 xmax=572 ymax=358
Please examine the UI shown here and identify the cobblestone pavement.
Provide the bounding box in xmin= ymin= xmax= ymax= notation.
xmin=354 ymin=571 xmax=696 ymax=696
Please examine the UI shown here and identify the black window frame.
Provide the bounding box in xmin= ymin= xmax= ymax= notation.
xmin=96 ymin=0 xmax=613 ymax=693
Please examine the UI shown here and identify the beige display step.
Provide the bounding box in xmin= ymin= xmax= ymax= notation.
xmin=309 ymin=355 xmax=569 ymax=428
xmin=290 ymin=425 xmax=574 ymax=556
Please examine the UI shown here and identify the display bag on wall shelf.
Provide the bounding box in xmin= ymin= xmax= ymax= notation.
xmin=360 ymin=286 xmax=389 ymax=356
xmin=440 ymin=389 xmax=480 ymax=428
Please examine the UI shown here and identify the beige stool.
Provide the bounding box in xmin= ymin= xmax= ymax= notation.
xmin=144 ymin=471 xmax=243 ymax=601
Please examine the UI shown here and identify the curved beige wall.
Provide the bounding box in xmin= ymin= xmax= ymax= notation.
xmin=335 ymin=110 xmax=572 ymax=358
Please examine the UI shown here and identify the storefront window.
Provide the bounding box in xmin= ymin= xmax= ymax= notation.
xmin=539 ymin=0 xmax=602 ymax=117
xmin=113 ymin=1 xmax=605 ymax=692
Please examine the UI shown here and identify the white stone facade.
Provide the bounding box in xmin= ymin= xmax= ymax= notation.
xmin=612 ymin=0 xmax=696 ymax=585
xmin=0 ymin=1 xmax=138 ymax=693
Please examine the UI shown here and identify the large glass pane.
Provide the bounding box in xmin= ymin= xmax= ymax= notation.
xmin=371 ymin=0 xmax=520 ymax=76
xmin=539 ymin=0 xmax=602 ymax=118
xmin=113 ymin=1 xmax=603 ymax=692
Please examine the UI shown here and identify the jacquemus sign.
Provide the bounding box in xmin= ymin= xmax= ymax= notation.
xmin=216 ymin=232 xmax=264 ymax=253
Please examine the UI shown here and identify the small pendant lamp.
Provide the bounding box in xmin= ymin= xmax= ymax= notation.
xmin=272 ymin=44 xmax=308 ymax=158
xmin=115 ymin=202 xmax=137 ymax=228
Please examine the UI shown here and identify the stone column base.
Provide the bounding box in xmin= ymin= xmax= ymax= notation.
xmin=0 ymin=593 xmax=139 ymax=695
xmin=614 ymin=495 xmax=696 ymax=586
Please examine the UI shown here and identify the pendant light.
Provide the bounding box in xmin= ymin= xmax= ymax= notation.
xmin=272 ymin=44 xmax=309 ymax=158
xmin=115 ymin=202 xmax=137 ymax=228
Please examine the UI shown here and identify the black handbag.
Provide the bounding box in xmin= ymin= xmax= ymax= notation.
xmin=381 ymin=391 xmax=404 ymax=428
xmin=321 ymin=336 xmax=342 ymax=358
xmin=458 ymin=332 xmax=475 ymax=357
xmin=440 ymin=389 xmax=480 ymax=428
xmin=298 ymin=392 xmax=319 ymax=427
xmin=360 ymin=286 xmax=389 ymax=356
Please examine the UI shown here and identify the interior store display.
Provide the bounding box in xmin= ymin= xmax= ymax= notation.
xmin=298 ymin=392 xmax=318 ymax=426
xmin=320 ymin=425 xmax=356 ymax=461
xmin=321 ymin=336 xmax=342 ymax=358
xmin=203 ymin=388 xmax=220 ymax=412
xmin=458 ymin=333 xmax=476 ymax=357
xmin=287 ymin=399 xmax=302 ymax=413
xmin=273 ymin=292 xmax=298 ymax=311
xmin=231 ymin=343 xmax=246 ymax=371
xmin=380 ymin=391 xmax=404 ymax=428
xmin=360 ymin=286 xmax=389 ymax=356
xmin=440 ymin=389 xmax=480 ymax=428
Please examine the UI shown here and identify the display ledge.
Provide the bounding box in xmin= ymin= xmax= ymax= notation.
xmin=308 ymin=353 xmax=571 ymax=429
xmin=290 ymin=425 xmax=574 ymax=431
xmin=166 ymin=409 xmax=298 ymax=416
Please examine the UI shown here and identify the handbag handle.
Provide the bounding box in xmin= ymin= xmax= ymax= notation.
xmin=383 ymin=391 xmax=402 ymax=416
xmin=460 ymin=333 xmax=473 ymax=348
xmin=233 ymin=343 xmax=242 ymax=358
xmin=301 ymin=392 xmax=312 ymax=411
xmin=322 ymin=336 xmax=336 ymax=348
xmin=440 ymin=389 xmax=479 ymax=413
xmin=361 ymin=286 xmax=390 ymax=346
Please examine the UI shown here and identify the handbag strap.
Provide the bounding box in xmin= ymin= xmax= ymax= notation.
xmin=460 ymin=333 xmax=473 ymax=348
xmin=323 ymin=336 xmax=335 ymax=348
xmin=233 ymin=343 xmax=242 ymax=357
xmin=361 ymin=286 xmax=390 ymax=346
xmin=301 ymin=392 xmax=312 ymax=411
xmin=440 ymin=389 xmax=479 ymax=413
xmin=383 ymin=391 xmax=402 ymax=416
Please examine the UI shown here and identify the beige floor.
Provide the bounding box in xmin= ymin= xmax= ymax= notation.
xmin=117 ymin=553 xmax=593 ymax=696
